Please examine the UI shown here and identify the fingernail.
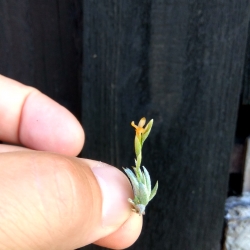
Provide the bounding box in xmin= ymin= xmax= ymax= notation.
xmin=92 ymin=162 xmax=132 ymax=227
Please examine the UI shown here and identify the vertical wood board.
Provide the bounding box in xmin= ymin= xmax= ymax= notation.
xmin=82 ymin=1 xmax=250 ymax=249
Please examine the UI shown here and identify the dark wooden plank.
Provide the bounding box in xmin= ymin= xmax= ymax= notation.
xmin=82 ymin=1 xmax=250 ymax=250
xmin=82 ymin=0 xmax=151 ymax=166
xmin=1 ymin=0 xmax=250 ymax=249
xmin=0 ymin=0 xmax=82 ymax=118
xmin=242 ymin=21 xmax=250 ymax=105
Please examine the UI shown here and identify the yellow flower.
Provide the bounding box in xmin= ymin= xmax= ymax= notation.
xmin=131 ymin=117 xmax=147 ymax=138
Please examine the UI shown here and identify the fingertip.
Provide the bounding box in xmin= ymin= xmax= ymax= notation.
xmin=84 ymin=159 xmax=143 ymax=249
xmin=94 ymin=212 xmax=143 ymax=249
xmin=62 ymin=159 xmax=140 ymax=248
xmin=0 ymin=152 xmax=142 ymax=249
xmin=91 ymin=162 xmax=133 ymax=228
xmin=0 ymin=75 xmax=84 ymax=155
xmin=19 ymin=91 xmax=84 ymax=155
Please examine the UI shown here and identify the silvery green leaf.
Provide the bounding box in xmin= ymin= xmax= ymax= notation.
xmin=134 ymin=204 xmax=146 ymax=215
xmin=138 ymin=182 xmax=149 ymax=205
xmin=123 ymin=168 xmax=140 ymax=197
xmin=133 ymin=195 xmax=140 ymax=204
xmin=123 ymin=168 xmax=136 ymax=181
xmin=142 ymin=166 xmax=151 ymax=192
xmin=137 ymin=167 xmax=143 ymax=182
xmin=141 ymin=119 xmax=153 ymax=145
xmin=141 ymin=172 xmax=147 ymax=186
xmin=128 ymin=199 xmax=146 ymax=215
xmin=149 ymin=181 xmax=158 ymax=201
xmin=142 ymin=179 xmax=151 ymax=200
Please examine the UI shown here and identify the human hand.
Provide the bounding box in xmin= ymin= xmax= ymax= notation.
xmin=0 ymin=75 xmax=142 ymax=249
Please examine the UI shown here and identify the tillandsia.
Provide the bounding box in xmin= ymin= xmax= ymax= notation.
xmin=123 ymin=117 xmax=158 ymax=215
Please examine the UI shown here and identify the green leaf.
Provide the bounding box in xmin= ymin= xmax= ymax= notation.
xmin=134 ymin=136 xmax=141 ymax=157
xmin=135 ymin=152 xmax=142 ymax=170
xmin=141 ymin=172 xmax=147 ymax=185
xmin=133 ymin=166 xmax=141 ymax=182
xmin=138 ymin=183 xmax=149 ymax=205
xmin=149 ymin=181 xmax=158 ymax=201
xmin=142 ymin=166 xmax=151 ymax=193
xmin=134 ymin=204 xmax=146 ymax=215
xmin=123 ymin=168 xmax=140 ymax=197
xmin=141 ymin=119 xmax=153 ymax=145
xmin=133 ymin=196 xmax=140 ymax=204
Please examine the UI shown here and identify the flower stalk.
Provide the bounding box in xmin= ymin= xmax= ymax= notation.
xmin=123 ymin=117 xmax=158 ymax=215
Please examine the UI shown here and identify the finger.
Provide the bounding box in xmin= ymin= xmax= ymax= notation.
xmin=0 ymin=152 xmax=142 ymax=249
xmin=0 ymin=144 xmax=32 ymax=153
xmin=94 ymin=212 xmax=143 ymax=249
xmin=0 ymin=75 xmax=84 ymax=156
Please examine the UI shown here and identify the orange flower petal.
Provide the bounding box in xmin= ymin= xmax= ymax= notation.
xmin=138 ymin=117 xmax=146 ymax=128
xmin=131 ymin=121 xmax=137 ymax=129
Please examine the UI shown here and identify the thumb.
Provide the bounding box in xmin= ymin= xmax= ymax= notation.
xmin=0 ymin=151 xmax=142 ymax=249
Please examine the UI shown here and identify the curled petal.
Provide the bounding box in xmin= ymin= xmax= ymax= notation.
xmin=138 ymin=117 xmax=146 ymax=127
xmin=131 ymin=118 xmax=147 ymax=138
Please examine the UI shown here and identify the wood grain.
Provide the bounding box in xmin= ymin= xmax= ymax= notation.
xmin=1 ymin=1 xmax=250 ymax=249
xmin=82 ymin=1 xmax=250 ymax=250
xmin=0 ymin=0 xmax=82 ymax=118
xmin=242 ymin=22 xmax=250 ymax=105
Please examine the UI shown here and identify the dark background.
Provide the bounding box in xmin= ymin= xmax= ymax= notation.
xmin=1 ymin=1 xmax=250 ymax=249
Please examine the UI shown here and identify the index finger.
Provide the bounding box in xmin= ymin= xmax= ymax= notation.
xmin=0 ymin=75 xmax=84 ymax=156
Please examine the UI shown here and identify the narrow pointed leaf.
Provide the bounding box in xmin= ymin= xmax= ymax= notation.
xmin=141 ymin=172 xmax=147 ymax=186
xmin=138 ymin=183 xmax=150 ymax=205
xmin=123 ymin=168 xmax=140 ymax=197
xmin=137 ymin=167 xmax=143 ymax=182
xmin=141 ymin=119 xmax=153 ymax=145
xmin=142 ymin=166 xmax=151 ymax=192
xmin=149 ymin=181 xmax=158 ymax=201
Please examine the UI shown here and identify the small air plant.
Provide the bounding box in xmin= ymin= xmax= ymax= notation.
xmin=123 ymin=117 xmax=158 ymax=215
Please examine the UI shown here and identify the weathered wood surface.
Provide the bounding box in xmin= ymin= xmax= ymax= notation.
xmin=1 ymin=1 xmax=250 ymax=249
xmin=82 ymin=1 xmax=250 ymax=250
xmin=242 ymin=22 xmax=250 ymax=105
xmin=0 ymin=0 xmax=82 ymax=119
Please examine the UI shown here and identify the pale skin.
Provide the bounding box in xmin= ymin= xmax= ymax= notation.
xmin=0 ymin=75 xmax=142 ymax=250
